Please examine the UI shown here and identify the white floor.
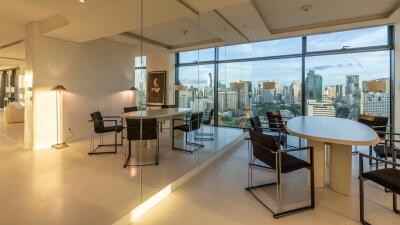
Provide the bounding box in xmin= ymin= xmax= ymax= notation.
xmin=0 ymin=112 xmax=245 ymax=225
xmin=135 ymin=138 xmax=400 ymax=225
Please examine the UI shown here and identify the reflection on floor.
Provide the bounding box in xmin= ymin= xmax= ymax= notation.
xmin=0 ymin=121 xmax=245 ymax=225
xmin=135 ymin=137 xmax=400 ymax=225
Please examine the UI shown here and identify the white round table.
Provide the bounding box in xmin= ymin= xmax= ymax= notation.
xmin=286 ymin=116 xmax=380 ymax=195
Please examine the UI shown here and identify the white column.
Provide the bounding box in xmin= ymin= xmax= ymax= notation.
xmin=24 ymin=22 xmax=41 ymax=149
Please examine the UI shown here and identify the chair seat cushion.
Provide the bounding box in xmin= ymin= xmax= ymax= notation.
xmin=174 ymin=124 xmax=190 ymax=132
xmin=98 ymin=125 xmax=123 ymax=133
xmin=373 ymin=145 xmax=400 ymax=159
xmin=281 ymin=153 xmax=311 ymax=173
xmin=363 ymin=168 xmax=400 ymax=194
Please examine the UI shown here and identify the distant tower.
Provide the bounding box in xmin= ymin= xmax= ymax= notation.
xmin=207 ymin=73 xmax=213 ymax=88
xmin=306 ymin=70 xmax=323 ymax=102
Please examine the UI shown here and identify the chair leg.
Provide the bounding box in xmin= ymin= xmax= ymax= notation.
xmin=369 ymin=146 xmax=373 ymax=165
xmin=394 ymin=193 xmax=399 ymax=214
xmin=359 ymin=177 xmax=371 ymax=225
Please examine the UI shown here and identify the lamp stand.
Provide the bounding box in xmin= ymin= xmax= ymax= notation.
xmin=52 ymin=89 xmax=68 ymax=149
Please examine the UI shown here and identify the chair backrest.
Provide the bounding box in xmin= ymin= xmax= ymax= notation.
xmin=266 ymin=111 xmax=283 ymax=129
xmin=189 ymin=112 xmax=203 ymax=131
xmin=161 ymin=105 xmax=175 ymax=109
xmin=124 ymin=106 xmax=138 ymax=113
xmin=126 ymin=118 xmax=158 ymax=141
xmin=90 ymin=111 xmax=104 ymax=133
xmin=250 ymin=116 xmax=263 ymax=132
xmin=249 ymin=129 xmax=279 ymax=169
xmin=358 ymin=114 xmax=388 ymax=139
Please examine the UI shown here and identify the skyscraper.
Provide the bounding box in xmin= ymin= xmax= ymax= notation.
xmin=207 ymin=73 xmax=213 ymax=88
xmin=306 ymin=70 xmax=323 ymax=102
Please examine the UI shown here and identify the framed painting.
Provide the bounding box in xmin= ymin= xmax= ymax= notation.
xmin=146 ymin=71 xmax=166 ymax=105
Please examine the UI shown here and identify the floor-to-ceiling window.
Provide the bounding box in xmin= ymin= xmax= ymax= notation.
xmin=176 ymin=25 xmax=394 ymax=128
xmin=134 ymin=56 xmax=147 ymax=108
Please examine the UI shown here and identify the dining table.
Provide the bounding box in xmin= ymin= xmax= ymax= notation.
xmin=286 ymin=116 xmax=380 ymax=195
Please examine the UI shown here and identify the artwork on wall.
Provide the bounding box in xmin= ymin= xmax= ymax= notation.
xmin=147 ymin=71 xmax=166 ymax=105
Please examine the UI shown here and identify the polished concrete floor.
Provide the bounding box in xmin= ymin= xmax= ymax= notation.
xmin=0 ymin=112 xmax=244 ymax=225
xmin=135 ymin=137 xmax=400 ymax=225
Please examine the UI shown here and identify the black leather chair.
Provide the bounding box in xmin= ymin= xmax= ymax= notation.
xmin=124 ymin=118 xmax=159 ymax=168
xmin=358 ymin=115 xmax=389 ymax=163
xmin=266 ymin=111 xmax=291 ymax=147
xmin=359 ymin=153 xmax=400 ymax=224
xmin=89 ymin=111 xmax=123 ymax=155
xmin=195 ymin=109 xmax=214 ymax=141
xmin=172 ymin=112 xmax=204 ymax=153
xmin=246 ymin=129 xmax=314 ymax=218
xmin=124 ymin=106 xmax=138 ymax=113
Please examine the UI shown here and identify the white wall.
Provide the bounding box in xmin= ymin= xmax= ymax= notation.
xmin=27 ymin=23 xmax=136 ymax=149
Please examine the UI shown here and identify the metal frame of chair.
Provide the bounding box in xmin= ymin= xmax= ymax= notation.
xmin=88 ymin=112 xmax=123 ymax=155
xmin=359 ymin=153 xmax=400 ymax=225
xmin=265 ymin=112 xmax=300 ymax=148
xmin=195 ymin=109 xmax=214 ymax=141
xmin=172 ymin=112 xmax=204 ymax=153
xmin=245 ymin=130 xmax=315 ymax=218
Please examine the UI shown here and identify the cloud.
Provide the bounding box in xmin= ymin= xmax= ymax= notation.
xmin=307 ymin=62 xmax=355 ymax=71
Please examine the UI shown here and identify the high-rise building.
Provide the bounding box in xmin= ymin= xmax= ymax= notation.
xmin=361 ymin=78 xmax=390 ymax=117
xmin=207 ymin=73 xmax=213 ymax=88
xmin=290 ymin=80 xmax=300 ymax=104
xmin=345 ymin=75 xmax=360 ymax=104
xmin=306 ymin=70 xmax=323 ymax=102
xmin=307 ymin=99 xmax=336 ymax=117
xmin=335 ymin=85 xmax=344 ymax=101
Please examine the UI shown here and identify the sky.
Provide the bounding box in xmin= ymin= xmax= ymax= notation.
xmin=178 ymin=26 xmax=390 ymax=89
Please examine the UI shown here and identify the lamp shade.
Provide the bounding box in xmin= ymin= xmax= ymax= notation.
xmin=51 ymin=85 xmax=67 ymax=91
xmin=130 ymin=86 xmax=137 ymax=91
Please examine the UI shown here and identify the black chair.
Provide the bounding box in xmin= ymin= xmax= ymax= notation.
xmin=358 ymin=115 xmax=389 ymax=163
xmin=359 ymin=153 xmax=400 ymax=225
xmin=89 ymin=111 xmax=123 ymax=155
xmin=195 ymin=109 xmax=214 ymax=141
xmin=124 ymin=118 xmax=159 ymax=168
xmin=124 ymin=106 xmax=138 ymax=113
xmin=246 ymin=129 xmax=314 ymax=218
xmin=172 ymin=112 xmax=204 ymax=153
xmin=266 ymin=111 xmax=292 ymax=148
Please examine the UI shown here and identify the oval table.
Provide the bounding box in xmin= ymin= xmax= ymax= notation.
xmin=286 ymin=116 xmax=380 ymax=195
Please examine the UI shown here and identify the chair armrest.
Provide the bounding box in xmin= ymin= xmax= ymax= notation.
xmin=280 ymin=146 xmax=313 ymax=153
xmin=359 ymin=153 xmax=400 ymax=168
xmin=376 ymin=131 xmax=400 ymax=136
xmin=88 ymin=119 xmax=119 ymax=122
xmin=103 ymin=115 xmax=121 ymax=118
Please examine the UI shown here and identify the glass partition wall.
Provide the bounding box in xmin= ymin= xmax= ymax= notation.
xmin=176 ymin=25 xmax=394 ymax=128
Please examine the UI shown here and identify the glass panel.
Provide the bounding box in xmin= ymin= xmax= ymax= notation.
xmin=135 ymin=56 xmax=147 ymax=67
xmin=178 ymin=65 xmax=214 ymax=112
xmin=305 ymin=51 xmax=390 ymax=120
xmin=307 ymin=26 xmax=388 ymax=52
xmin=179 ymin=48 xmax=215 ymax=64
xmin=134 ymin=68 xmax=146 ymax=109
xmin=218 ymin=37 xmax=301 ymax=61
xmin=218 ymin=58 xmax=302 ymax=127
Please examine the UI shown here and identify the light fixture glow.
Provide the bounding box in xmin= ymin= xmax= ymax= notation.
xmin=130 ymin=185 xmax=171 ymax=221
xmin=79 ymin=0 xmax=86 ymax=3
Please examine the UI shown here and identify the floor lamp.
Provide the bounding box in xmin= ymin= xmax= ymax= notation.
xmin=51 ymin=85 xmax=68 ymax=149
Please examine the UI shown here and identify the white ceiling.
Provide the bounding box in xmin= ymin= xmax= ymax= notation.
xmin=1 ymin=0 xmax=400 ymax=67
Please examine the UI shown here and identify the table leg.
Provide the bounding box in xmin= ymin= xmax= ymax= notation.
xmin=308 ymin=140 xmax=325 ymax=188
xmin=329 ymin=143 xmax=352 ymax=196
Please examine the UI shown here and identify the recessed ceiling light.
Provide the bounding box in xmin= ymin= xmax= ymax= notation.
xmin=79 ymin=0 xmax=86 ymax=3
